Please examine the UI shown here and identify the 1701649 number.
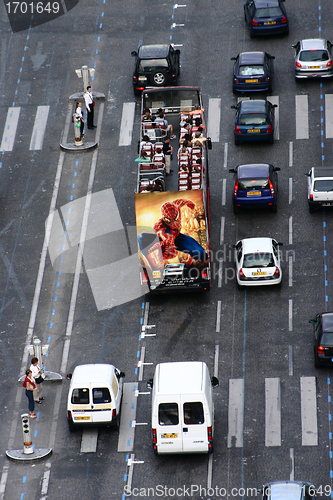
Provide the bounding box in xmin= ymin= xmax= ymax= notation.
xmin=5 ymin=2 xmax=60 ymax=14
xmin=316 ymin=486 xmax=332 ymax=497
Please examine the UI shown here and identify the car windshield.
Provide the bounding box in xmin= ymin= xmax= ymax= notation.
xmin=300 ymin=50 xmax=329 ymax=62
xmin=239 ymin=113 xmax=268 ymax=126
xmin=313 ymin=180 xmax=333 ymax=192
xmin=239 ymin=178 xmax=269 ymax=190
xmin=321 ymin=333 xmax=333 ymax=347
xmin=239 ymin=65 xmax=265 ymax=76
xmin=255 ymin=7 xmax=283 ymax=18
xmin=243 ymin=252 xmax=275 ymax=268
xmin=139 ymin=58 xmax=169 ymax=71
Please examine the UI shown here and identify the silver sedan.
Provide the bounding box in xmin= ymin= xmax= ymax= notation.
xmin=292 ymin=38 xmax=333 ymax=79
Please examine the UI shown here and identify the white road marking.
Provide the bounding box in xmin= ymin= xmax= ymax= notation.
xmin=289 ymin=216 xmax=293 ymax=245
xmin=223 ymin=142 xmax=228 ymax=169
xmin=289 ymin=178 xmax=292 ymax=204
xmin=1 ymin=107 xmax=21 ymax=151
xmin=265 ymin=377 xmax=281 ymax=446
xmin=29 ymin=105 xmax=50 ymax=150
xmin=216 ymin=301 xmax=221 ymax=333
xmin=80 ymin=429 xmax=98 ymax=453
xmin=222 ymin=178 xmax=226 ymax=206
xmin=220 ymin=216 xmax=225 ymax=245
xmin=289 ymin=299 xmax=293 ymax=332
xmin=289 ymin=254 xmax=293 ymax=287
xmin=207 ymin=98 xmax=221 ymax=142
xmin=118 ymin=383 xmax=137 ymax=452
xmin=217 ymin=259 xmax=223 ymax=288
xmin=288 ymin=345 xmax=293 ymax=376
xmin=325 ymin=94 xmax=333 ymax=138
xmin=227 ymin=378 xmax=244 ymax=448
xmin=295 ymin=95 xmax=309 ymax=139
xmin=267 ymin=96 xmax=279 ymax=140
xmin=290 ymin=448 xmax=294 ymax=480
xmin=289 ymin=141 xmax=293 ymax=167
xmin=119 ymin=102 xmax=135 ymax=146
xmin=300 ymin=376 xmax=318 ymax=446
xmin=214 ymin=344 xmax=219 ymax=377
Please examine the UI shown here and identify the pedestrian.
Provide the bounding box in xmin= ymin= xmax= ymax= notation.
xmin=154 ymin=109 xmax=176 ymax=139
xmin=84 ymin=86 xmax=96 ymax=129
xmin=23 ymin=369 xmax=37 ymax=418
xmin=163 ymin=136 xmax=173 ymax=175
xmin=30 ymin=357 xmax=44 ymax=404
xmin=75 ymin=101 xmax=85 ymax=138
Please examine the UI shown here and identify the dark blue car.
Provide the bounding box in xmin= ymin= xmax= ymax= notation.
xmin=232 ymin=99 xmax=277 ymax=145
xmin=231 ymin=51 xmax=275 ymax=93
xmin=244 ymin=0 xmax=289 ymax=37
xmin=229 ymin=163 xmax=280 ymax=214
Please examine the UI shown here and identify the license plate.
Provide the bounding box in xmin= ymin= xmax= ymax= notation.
xmin=247 ymin=191 xmax=261 ymax=196
xmin=309 ymin=66 xmax=320 ymax=69
xmin=252 ymin=271 xmax=267 ymax=276
xmin=245 ymin=79 xmax=258 ymax=83
xmin=74 ymin=416 xmax=91 ymax=421
xmin=138 ymin=76 xmax=147 ymax=81
xmin=264 ymin=21 xmax=276 ymax=25
xmin=153 ymin=271 xmax=161 ymax=278
xmin=162 ymin=433 xmax=178 ymax=438
xmin=248 ymin=129 xmax=260 ymax=133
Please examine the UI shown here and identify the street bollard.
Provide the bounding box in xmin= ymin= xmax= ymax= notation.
xmin=73 ymin=112 xmax=83 ymax=146
xmin=21 ymin=414 xmax=33 ymax=455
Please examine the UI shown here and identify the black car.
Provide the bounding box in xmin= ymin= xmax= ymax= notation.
xmin=244 ymin=0 xmax=289 ymax=37
xmin=311 ymin=312 xmax=333 ymax=367
xmin=131 ymin=44 xmax=180 ymax=96
xmin=231 ymin=99 xmax=277 ymax=145
xmin=229 ymin=163 xmax=280 ymax=214
xmin=231 ymin=51 xmax=275 ymax=93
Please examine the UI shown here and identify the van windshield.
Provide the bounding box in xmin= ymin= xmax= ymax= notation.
xmin=159 ymin=403 xmax=179 ymax=425
xmin=71 ymin=388 xmax=89 ymax=404
xmin=93 ymin=388 xmax=111 ymax=404
xmin=183 ymin=402 xmax=204 ymax=424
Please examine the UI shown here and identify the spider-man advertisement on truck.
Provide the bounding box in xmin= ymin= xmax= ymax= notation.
xmin=135 ymin=190 xmax=210 ymax=292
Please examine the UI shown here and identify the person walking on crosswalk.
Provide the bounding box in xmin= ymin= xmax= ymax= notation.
xmin=84 ymin=86 xmax=96 ymax=130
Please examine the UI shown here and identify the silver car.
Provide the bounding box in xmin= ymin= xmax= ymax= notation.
xmin=292 ymin=38 xmax=333 ymax=79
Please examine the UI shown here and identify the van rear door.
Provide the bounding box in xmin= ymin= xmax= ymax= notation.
xmin=157 ymin=400 xmax=183 ymax=453
xmin=181 ymin=398 xmax=209 ymax=453
xmin=71 ymin=387 xmax=93 ymax=424
xmin=91 ymin=387 xmax=113 ymax=423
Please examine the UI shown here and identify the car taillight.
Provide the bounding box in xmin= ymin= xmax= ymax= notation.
xmin=67 ymin=410 xmax=72 ymax=419
xmin=207 ymin=426 xmax=213 ymax=442
xmin=133 ymin=74 xmax=138 ymax=83
xmin=268 ymin=178 xmax=274 ymax=195
xmin=327 ymin=61 xmax=333 ymax=67
xmin=265 ymin=77 xmax=270 ymax=81
xmin=317 ymin=345 xmax=325 ymax=353
xmin=152 ymin=428 xmax=157 ymax=443
xmin=239 ymin=268 xmax=245 ymax=278
xmin=273 ymin=266 xmax=280 ymax=277
xmin=112 ymin=409 xmax=117 ymax=419
xmin=281 ymin=16 xmax=287 ymax=23
xmin=310 ymin=194 xmax=313 ymax=201
xmin=235 ymin=125 xmax=241 ymax=134
xmin=234 ymin=179 xmax=239 ymax=197
xmin=252 ymin=19 xmax=258 ymax=26
xmin=295 ymin=61 xmax=302 ymax=68
xmin=202 ymin=268 xmax=208 ymax=278
xmin=266 ymin=124 xmax=272 ymax=133
xmin=234 ymin=78 xmax=239 ymax=82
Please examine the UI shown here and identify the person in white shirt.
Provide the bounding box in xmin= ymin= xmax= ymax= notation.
xmin=84 ymin=86 xmax=96 ymax=129
xmin=30 ymin=357 xmax=44 ymax=404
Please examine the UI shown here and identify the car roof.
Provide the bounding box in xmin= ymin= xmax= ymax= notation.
xmin=322 ymin=313 xmax=333 ymax=333
xmin=155 ymin=361 xmax=207 ymax=394
xmin=138 ymin=44 xmax=170 ymax=59
xmin=239 ymin=52 xmax=265 ymax=65
xmin=238 ymin=163 xmax=270 ymax=178
xmin=241 ymin=237 xmax=273 ymax=253
xmin=312 ymin=167 xmax=333 ymax=178
xmin=71 ymin=364 xmax=115 ymax=385
xmin=300 ymin=39 xmax=327 ymax=50
xmin=253 ymin=0 xmax=281 ymax=7
xmin=239 ymin=99 xmax=267 ymax=112
xmin=264 ymin=481 xmax=310 ymax=500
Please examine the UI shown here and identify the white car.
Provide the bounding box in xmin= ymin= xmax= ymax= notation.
xmin=234 ymin=237 xmax=283 ymax=287
xmin=306 ymin=167 xmax=333 ymax=213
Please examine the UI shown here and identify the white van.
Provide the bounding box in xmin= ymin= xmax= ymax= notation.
xmin=149 ymin=361 xmax=218 ymax=455
xmin=67 ymin=364 xmax=125 ymax=431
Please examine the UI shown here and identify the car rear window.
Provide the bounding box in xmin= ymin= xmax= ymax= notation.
xmin=300 ymin=50 xmax=329 ymax=62
xmin=313 ymin=180 xmax=333 ymax=191
xmin=183 ymin=402 xmax=204 ymax=425
xmin=238 ymin=178 xmax=269 ymax=190
xmin=255 ymin=7 xmax=283 ymax=18
xmin=239 ymin=113 xmax=268 ymax=126
xmin=139 ymin=58 xmax=169 ymax=71
xmin=320 ymin=333 xmax=333 ymax=347
xmin=93 ymin=387 xmax=111 ymax=404
xmin=239 ymin=65 xmax=265 ymax=76
xmin=71 ymin=388 xmax=89 ymax=405
xmin=243 ymin=252 xmax=275 ymax=268
xmin=159 ymin=403 xmax=179 ymax=425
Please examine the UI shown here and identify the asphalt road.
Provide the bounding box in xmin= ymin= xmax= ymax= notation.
xmin=0 ymin=0 xmax=333 ymax=499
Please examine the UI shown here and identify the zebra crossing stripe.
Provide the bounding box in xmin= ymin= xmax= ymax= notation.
xmin=325 ymin=94 xmax=333 ymax=139
xmin=207 ymin=98 xmax=221 ymax=143
xmin=1 ymin=107 xmax=21 ymax=152
xmin=265 ymin=377 xmax=281 ymax=446
xmin=227 ymin=378 xmax=244 ymax=448
xmin=119 ymin=102 xmax=135 ymax=146
xmin=300 ymin=376 xmax=318 ymax=446
xmin=295 ymin=95 xmax=309 ymax=139
xmin=29 ymin=106 xmax=50 ymax=150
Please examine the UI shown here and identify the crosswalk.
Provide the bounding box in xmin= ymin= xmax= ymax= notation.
xmin=227 ymin=376 xmax=318 ymax=448
xmin=2 ymin=95 xmax=333 ymax=153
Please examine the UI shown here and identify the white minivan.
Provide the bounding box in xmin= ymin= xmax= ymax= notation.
xmin=67 ymin=364 xmax=125 ymax=431
xmin=149 ymin=361 xmax=218 ymax=455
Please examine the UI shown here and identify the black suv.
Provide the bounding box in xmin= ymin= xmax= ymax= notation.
xmin=311 ymin=312 xmax=333 ymax=367
xmin=131 ymin=44 xmax=180 ymax=96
